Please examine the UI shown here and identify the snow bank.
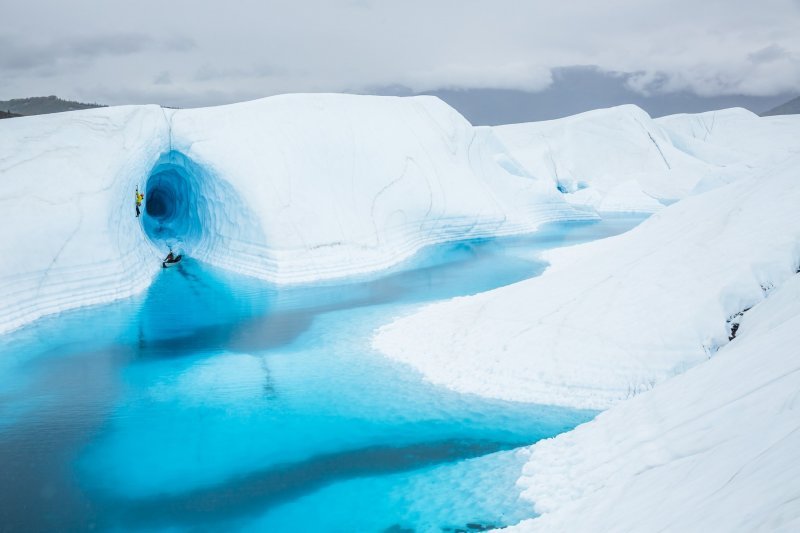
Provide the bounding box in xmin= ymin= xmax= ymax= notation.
xmin=374 ymin=153 xmax=800 ymax=410
xmin=656 ymin=107 xmax=800 ymax=165
xmin=510 ymin=273 xmax=800 ymax=532
xmin=492 ymin=105 xmax=799 ymax=214
xmin=493 ymin=105 xmax=702 ymax=213
xmin=0 ymin=94 xmax=585 ymax=333
xmin=656 ymin=108 xmax=800 ymax=194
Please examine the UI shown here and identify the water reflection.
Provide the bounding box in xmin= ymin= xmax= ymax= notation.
xmin=120 ymin=439 xmax=519 ymax=529
xmin=0 ymin=216 xmax=646 ymax=531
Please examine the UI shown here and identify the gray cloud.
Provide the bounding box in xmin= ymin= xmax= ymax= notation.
xmin=153 ymin=71 xmax=172 ymax=85
xmin=1 ymin=0 xmax=798 ymax=107
xmin=0 ymin=36 xmax=54 ymax=71
xmin=407 ymin=66 xmax=796 ymax=124
xmin=161 ymin=35 xmax=196 ymax=53
xmin=0 ymin=33 xmax=159 ymax=73
xmin=193 ymin=64 xmax=287 ymax=82
xmin=748 ymin=44 xmax=790 ymax=64
xmin=65 ymin=33 xmax=150 ymax=57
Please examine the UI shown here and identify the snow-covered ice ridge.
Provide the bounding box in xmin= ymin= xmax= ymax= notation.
xmin=374 ymin=109 xmax=800 ymax=530
xmin=375 ymin=114 xmax=800 ymax=410
xmin=0 ymin=94 xmax=587 ymax=333
xmin=0 ymin=94 xmax=794 ymax=335
xmin=495 ymin=104 xmax=800 ymax=212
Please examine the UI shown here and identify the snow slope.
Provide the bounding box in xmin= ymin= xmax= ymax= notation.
xmin=656 ymin=108 xmax=800 ymax=193
xmin=0 ymin=94 xmax=586 ymax=334
xmin=374 ymin=151 xmax=800 ymax=410
xmin=3 ymin=98 xmax=796 ymax=341
xmin=510 ymin=273 xmax=800 ymax=532
xmin=374 ymin=111 xmax=800 ymax=530
xmin=493 ymin=105 xmax=799 ymax=213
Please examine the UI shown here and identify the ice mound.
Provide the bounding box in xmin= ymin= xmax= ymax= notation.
xmin=0 ymin=105 xmax=167 ymax=335
xmin=374 ymin=152 xmax=800 ymax=410
xmin=493 ymin=105 xmax=689 ymax=212
xmin=4 ymin=95 xmax=794 ymax=336
xmin=492 ymin=104 xmax=800 ymax=213
xmin=371 ymin=105 xmax=800 ymax=533
xmin=0 ymin=94 xmax=587 ymax=333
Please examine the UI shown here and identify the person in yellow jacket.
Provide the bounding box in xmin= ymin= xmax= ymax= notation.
xmin=135 ymin=187 xmax=144 ymax=217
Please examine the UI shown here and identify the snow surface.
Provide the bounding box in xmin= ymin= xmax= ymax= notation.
xmin=7 ymin=98 xmax=794 ymax=336
xmin=493 ymin=105 xmax=799 ymax=213
xmin=0 ymin=94 xmax=589 ymax=334
xmin=510 ymin=274 xmax=800 ymax=532
xmin=3 ymin=95 xmax=799 ymax=529
xmin=373 ymin=109 xmax=800 ymax=530
xmin=374 ymin=121 xmax=800 ymax=410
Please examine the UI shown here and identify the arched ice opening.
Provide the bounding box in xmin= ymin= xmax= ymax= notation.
xmin=141 ymin=151 xmax=211 ymax=254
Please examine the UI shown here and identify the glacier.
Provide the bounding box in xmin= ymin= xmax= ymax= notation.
xmin=374 ymin=108 xmax=800 ymax=529
xmin=373 ymin=151 xmax=800 ymax=409
xmin=6 ymin=96 xmax=793 ymax=337
xmin=494 ymin=105 xmax=799 ymax=213
xmin=509 ymin=274 xmax=800 ymax=532
xmin=0 ymin=94 xmax=593 ymax=334
xmin=4 ymin=93 xmax=800 ymax=530
xmin=375 ymin=108 xmax=800 ymax=410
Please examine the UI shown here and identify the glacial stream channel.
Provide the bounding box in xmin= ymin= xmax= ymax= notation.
xmin=0 ymin=216 xmax=644 ymax=532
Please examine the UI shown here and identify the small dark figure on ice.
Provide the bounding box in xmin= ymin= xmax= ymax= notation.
xmin=162 ymin=250 xmax=182 ymax=268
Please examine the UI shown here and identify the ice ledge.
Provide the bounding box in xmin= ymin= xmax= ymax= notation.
xmin=373 ymin=154 xmax=800 ymax=410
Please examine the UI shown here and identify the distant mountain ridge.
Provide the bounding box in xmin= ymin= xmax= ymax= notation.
xmin=376 ymin=67 xmax=796 ymax=124
xmin=0 ymin=95 xmax=104 ymax=118
xmin=2 ymin=91 xmax=798 ymax=123
xmin=760 ymin=96 xmax=800 ymax=116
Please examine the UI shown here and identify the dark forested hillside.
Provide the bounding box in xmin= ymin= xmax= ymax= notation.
xmin=0 ymin=96 xmax=104 ymax=116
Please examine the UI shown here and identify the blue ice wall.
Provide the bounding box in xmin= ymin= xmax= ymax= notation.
xmin=142 ymin=151 xmax=210 ymax=253
xmin=140 ymin=150 xmax=264 ymax=268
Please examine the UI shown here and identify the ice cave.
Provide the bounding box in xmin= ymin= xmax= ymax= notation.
xmin=141 ymin=150 xmax=209 ymax=252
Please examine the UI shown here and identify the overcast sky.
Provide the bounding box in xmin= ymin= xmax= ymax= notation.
xmin=1 ymin=0 xmax=799 ymax=110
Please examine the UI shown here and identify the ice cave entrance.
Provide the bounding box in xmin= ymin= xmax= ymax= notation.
xmin=141 ymin=151 xmax=208 ymax=253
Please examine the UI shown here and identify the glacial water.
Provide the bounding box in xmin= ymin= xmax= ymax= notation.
xmin=0 ymin=217 xmax=644 ymax=532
